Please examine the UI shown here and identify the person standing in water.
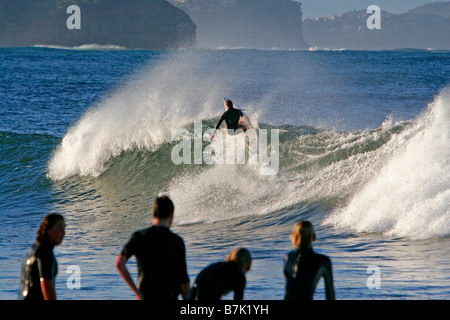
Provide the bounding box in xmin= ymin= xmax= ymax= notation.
xmin=19 ymin=213 xmax=66 ymax=300
xmin=284 ymin=220 xmax=335 ymax=300
xmin=116 ymin=195 xmax=190 ymax=300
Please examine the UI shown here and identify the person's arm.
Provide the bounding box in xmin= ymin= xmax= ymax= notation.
xmin=180 ymin=281 xmax=190 ymax=300
xmin=215 ymin=114 xmax=225 ymax=130
xmin=116 ymin=254 xmax=143 ymax=300
xmin=37 ymin=250 xmax=57 ymax=300
xmin=212 ymin=114 xmax=225 ymax=141
xmin=40 ymin=279 xmax=56 ymax=300
xmin=233 ymin=287 xmax=245 ymax=300
xmin=233 ymin=276 xmax=246 ymax=300
xmin=323 ymin=259 xmax=335 ymax=300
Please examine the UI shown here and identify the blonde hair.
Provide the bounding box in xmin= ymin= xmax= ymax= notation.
xmin=290 ymin=220 xmax=316 ymax=249
xmin=226 ymin=247 xmax=252 ymax=272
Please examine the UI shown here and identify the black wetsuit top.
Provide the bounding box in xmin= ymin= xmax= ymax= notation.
xmin=19 ymin=242 xmax=57 ymax=300
xmin=188 ymin=261 xmax=246 ymax=300
xmin=215 ymin=107 xmax=244 ymax=131
xmin=121 ymin=226 xmax=189 ymax=300
xmin=284 ymin=248 xmax=335 ymax=300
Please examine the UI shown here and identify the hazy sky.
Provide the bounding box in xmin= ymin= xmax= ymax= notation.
xmin=297 ymin=0 xmax=444 ymax=18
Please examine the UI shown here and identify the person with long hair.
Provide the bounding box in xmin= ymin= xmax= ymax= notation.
xmin=19 ymin=213 xmax=66 ymax=300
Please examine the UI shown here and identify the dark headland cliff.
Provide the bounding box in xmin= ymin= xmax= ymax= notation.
xmin=0 ymin=0 xmax=309 ymax=49
xmin=169 ymin=0 xmax=309 ymax=49
xmin=0 ymin=0 xmax=197 ymax=49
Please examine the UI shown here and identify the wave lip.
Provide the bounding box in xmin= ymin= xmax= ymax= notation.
xmin=325 ymin=88 xmax=450 ymax=240
xmin=47 ymin=51 xmax=227 ymax=180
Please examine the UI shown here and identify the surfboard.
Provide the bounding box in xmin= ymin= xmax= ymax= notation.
xmin=223 ymin=97 xmax=253 ymax=130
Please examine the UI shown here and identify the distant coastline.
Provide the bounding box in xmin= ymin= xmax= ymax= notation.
xmin=303 ymin=1 xmax=450 ymax=50
xmin=0 ymin=1 xmax=448 ymax=50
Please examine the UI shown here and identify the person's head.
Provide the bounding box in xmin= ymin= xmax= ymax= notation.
xmin=36 ymin=213 xmax=65 ymax=246
xmin=226 ymin=247 xmax=252 ymax=273
xmin=153 ymin=195 xmax=175 ymax=226
xmin=225 ymin=100 xmax=233 ymax=109
xmin=290 ymin=220 xmax=316 ymax=249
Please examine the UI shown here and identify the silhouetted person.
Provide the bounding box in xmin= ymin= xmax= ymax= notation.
xmin=19 ymin=214 xmax=66 ymax=300
xmin=116 ymin=196 xmax=190 ymax=300
xmin=284 ymin=220 xmax=335 ymax=300
xmin=211 ymin=99 xmax=247 ymax=140
xmin=188 ymin=247 xmax=252 ymax=300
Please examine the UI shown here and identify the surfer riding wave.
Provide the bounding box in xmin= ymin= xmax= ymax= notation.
xmin=211 ymin=99 xmax=249 ymax=141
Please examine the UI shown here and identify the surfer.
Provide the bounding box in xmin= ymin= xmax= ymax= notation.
xmin=116 ymin=195 xmax=190 ymax=300
xmin=211 ymin=99 xmax=247 ymax=141
xmin=19 ymin=214 xmax=66 ymax=300
xmin=187 ymin=247 xmax=252 ymax=300
xmin=284 ymin=221 xmax=335 ymax=300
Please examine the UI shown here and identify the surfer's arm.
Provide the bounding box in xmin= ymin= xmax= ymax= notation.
xmin=215 ymin=114 xmax=225 ymax=130
xmin=212 ymin=114 xmax=226 ymax=140
xmin=116 ymin=254 xmax=143 ymax=300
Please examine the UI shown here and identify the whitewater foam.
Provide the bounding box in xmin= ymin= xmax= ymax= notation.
xmin=167 ymin=119 xmax=410 ymax=225
xmin=47 ymin=51 xmax=233 ymax=180
xmin=325 ymin=88 xmax=450 ymax=239
xmin=34 ymin=44 xmax=127 ymax=51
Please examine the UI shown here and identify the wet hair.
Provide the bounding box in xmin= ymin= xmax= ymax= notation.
xmin=291 ymin=220 xmax=316 ymax=249
xmin=36 ymin=213 xmax=65 ymax=243
xmin=225 ymin=100 xmax=233 ymax=108
xmin=153 ymin=195 xmax=174 ymax=219
xmin=226 ymin=247 xmax=252 ymax=271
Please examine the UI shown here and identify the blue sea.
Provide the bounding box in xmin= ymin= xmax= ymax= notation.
xmin=0 ymin=46 xmax=449 ymax=300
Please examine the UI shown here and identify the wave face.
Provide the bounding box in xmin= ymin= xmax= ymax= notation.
xmin=325 ymin=89 xmax=450 ymax=240
xmin=47 ymin=51 xmax=227 ymax=179
xmin=48 ymin=86 xmax=450 ymax=239
xmin=46 ymin=48 xmax=450 ymax=240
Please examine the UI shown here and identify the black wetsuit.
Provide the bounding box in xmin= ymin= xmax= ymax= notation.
xmin=188 ymin=261 xmax=246 ymax=300
xmin=19 ymin=242 xmax=57 ymax=300
xmin=215 ymin=107 xmax=244 ymax=131
xmin=284 ymin=248 xmax=335 ymax=300
xmin=121 ymin=225 xmax=189 ymax=300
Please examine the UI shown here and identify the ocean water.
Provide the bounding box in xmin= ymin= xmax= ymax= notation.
xmin=0 ymin=47 xmax=449 ymax=300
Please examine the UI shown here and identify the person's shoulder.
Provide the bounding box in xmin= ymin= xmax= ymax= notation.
xmin=129 ymin=226 xmax=154 ymax=241
xmin=132 ymin=227 xmax=151 ymax=236
xmin=285 ymin=248 xmax=301 ymax=259
xmin=34 ymin=242 xmax=54 ymax=259
xmin=151 ymin=226 xmax=186 ymax=244
xmin=313 ymin=250 xmax=332 ymax=264
xmin=224 ymin=261 xmax=244 ymax=274
xmin=170 ymin=230 xmax=186 ymax=244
